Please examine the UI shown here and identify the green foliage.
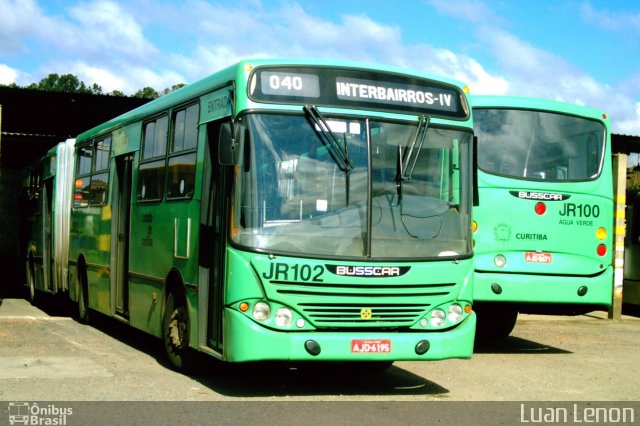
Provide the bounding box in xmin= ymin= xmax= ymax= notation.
xmin=2 ymin=73 xmax=186 ymax=100
xmin=26 ymin=73 xmax=104 ymax=94
xmin=133 ymin=86 xmax=161 ymax=99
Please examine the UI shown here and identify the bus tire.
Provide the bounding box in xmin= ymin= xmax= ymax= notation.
xmin=474 ymin=304 xmax=518 ymax=341
xmin=77 ymin=266 xmax=90 ymax=324
xmin=162 ymin=290 xmax=193 ymax=371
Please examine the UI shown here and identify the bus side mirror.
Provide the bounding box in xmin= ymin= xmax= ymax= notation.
xmin=219 ymin=122 xmax=241 ymax=165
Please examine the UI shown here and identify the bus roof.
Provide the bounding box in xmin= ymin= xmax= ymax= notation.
xmin=76 ymin=58 xmax=470 ymax=142
xmin=471 ymin=94 xmax=608 ymax=121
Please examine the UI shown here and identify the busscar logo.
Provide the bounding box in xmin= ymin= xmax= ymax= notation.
xmin=325 ymin=265 xmax=410 ymax=277
xmin=509 ymin=191 xmax=570 ymax=201
xmin=7 ymin=402 xmax=73 ymax=425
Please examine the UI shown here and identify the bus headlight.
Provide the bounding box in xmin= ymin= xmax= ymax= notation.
xmin=275 ymin=308 xmax=293 ymax=327
xmin=429 ymin=309 xmax=446 ymax=327
xmin=252 ymin=302 xmax=271 ymax=321
xmin=448 ymin=304 xmax=463 ymax=323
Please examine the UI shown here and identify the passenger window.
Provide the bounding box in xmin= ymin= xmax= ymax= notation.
xmin=74 ymin=137 xmax=111 ymax=208
xmin=167 ymin=104 xmax=199 ymax=200
xmin=138 ymin=116 xmax=168 ymax=201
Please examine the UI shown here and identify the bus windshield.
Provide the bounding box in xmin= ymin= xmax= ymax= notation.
xmin=474 ymin=108 xmax=605 ymax=181
xmin=231 ymin=113 xmax=472 ymax=259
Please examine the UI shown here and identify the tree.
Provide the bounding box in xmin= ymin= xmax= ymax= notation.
xmin=133 ymin=86 xmax=160 ymax=99
xmin=1 ymin=73 xmax=186 ymax=99
xmin=28 ymin=73 xmax=104 ymax=95
xmin=162 ymin=83 xmax=186 ymax=96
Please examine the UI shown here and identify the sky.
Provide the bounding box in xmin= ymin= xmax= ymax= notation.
xmin=1 ymin=0 xmax=639 ymax=136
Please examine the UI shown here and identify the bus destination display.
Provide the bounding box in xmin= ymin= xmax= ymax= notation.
xmin=249 ymin=66 xmax=468 ymax=118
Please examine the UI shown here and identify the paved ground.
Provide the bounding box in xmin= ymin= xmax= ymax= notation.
xmin=1 ymin=297 xmax=639 ymax=404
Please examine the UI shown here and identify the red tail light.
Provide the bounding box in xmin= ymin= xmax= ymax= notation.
xmin=597 ymin=244 xmax=607 ymax=257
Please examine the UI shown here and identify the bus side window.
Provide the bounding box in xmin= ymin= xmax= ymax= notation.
xmin=138 ymin=115 xmax=168 ymax=202
xmin=90 ymin=137 xmax=111 ymax=206
xmin=167 ymin=104 xmax=199 ymax=199
xmin=74 ymin=144 xmax=93 ymax=208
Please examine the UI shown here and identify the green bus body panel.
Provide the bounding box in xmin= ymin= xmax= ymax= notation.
xmin=111 ymin=125 xmax=141 ymax=156
xmin=474 ymin=269 xmax=612 ymax=304
xmin=472 ymin=95 xmax=613 ymax=306
xmin=223 ymin=309 xmax=476 ymax=362
xmin=200 ymin=87 xmax=233 ymax=123
xmin=217 ymin=249 xmax=475 ymax=361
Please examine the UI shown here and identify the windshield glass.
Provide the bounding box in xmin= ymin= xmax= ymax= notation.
xmin=232 ymin=113 xmax=472 ymax=259
xmin=474 ymin=108 xmax=605 ymax=181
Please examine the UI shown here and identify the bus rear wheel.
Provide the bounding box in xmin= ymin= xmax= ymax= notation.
xmin=474 ymin=303 xmax=518 ymax=341
xmin=162 ymin=291 xmax=193 ymax=371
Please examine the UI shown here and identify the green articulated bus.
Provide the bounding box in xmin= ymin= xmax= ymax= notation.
xmin=28 ymin=59 xmax=477 ymax=370
xmin=472 ymin=95 xmax=613 ymax=339
xmin=24 ymin=138 xmax=75 ymax=303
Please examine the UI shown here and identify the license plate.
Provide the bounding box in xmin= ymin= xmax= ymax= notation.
xmin=351 ymin=339 xmax=391 ymax=353
xmin=525 ymin=252 xmax=552 ymax=263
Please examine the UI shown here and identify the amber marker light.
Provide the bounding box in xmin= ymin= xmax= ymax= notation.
xmin=472 ymin=220 xmax=478 ymax=233
xmin=464 ymin=304 xmax=472 ymax=314
xmin=239 ymin=302 xmax=249 ymax=312
xmin=596 ymin=227 xmax=607 ymax=240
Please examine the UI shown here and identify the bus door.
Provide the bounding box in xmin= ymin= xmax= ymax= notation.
xmin=198 ymin=120 xmax=228 ymax=353
xmin=111 ymin=154 xmax=133 ymax=318
xmin=42 ymin=177 xmax=54 ymax=291
xmin=198 ymin=87 xmax=233 ymax=354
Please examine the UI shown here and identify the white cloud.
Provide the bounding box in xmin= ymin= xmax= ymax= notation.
xmin=62 ymin=1 xmax=158 ymax=63
xmin=427 ymin=0 xmax=504 ymax=25
xmin=580 ymin=2 xmax=640 ymax=34
xmin=53 ymin=59 xmax=185 ymax=94
xmin=1 ymin=0 xmax=637 ymax=135
xmin=471 ymin=25 xmax=640 ymax=134
xmin=0 ymin=0 xmax=45 ymax=53
xmin=0 ymin=64 xmax=19 ymax=84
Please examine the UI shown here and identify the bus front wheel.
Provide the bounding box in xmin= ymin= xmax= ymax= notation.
xmin=162 ymin=291 xmax=193 ymax=371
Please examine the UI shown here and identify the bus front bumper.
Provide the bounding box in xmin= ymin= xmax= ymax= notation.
xmin=222 ymin=308 xmax=476 ymax=363
xmin=474 ymin=267 xmax=613 ymax=305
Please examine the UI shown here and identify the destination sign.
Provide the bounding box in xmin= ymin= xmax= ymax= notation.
xmin=248 ymin=66 xmax=468 ymax=119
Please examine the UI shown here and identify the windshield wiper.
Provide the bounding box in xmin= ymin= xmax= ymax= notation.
xmin=303 ymin=105 xmax=353 ymax=172
xmin=402 ymin=114 xmax=430 ymax=180
xmin=396 ymin=115 xmax=430 ymax=204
